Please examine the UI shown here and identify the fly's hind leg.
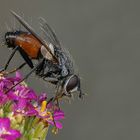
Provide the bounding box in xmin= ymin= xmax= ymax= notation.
xmin=0 ymin=46 xmax=19 ymax=73
xmin=5 ymin=59 xmax=44 ymax=94
xmin=0 ymin=45 xmax=33 ymax=75
xmin=18 ymin=47 xmax=34 ymax=68
xmin=2 ymin=62 xmax=26 ymax=75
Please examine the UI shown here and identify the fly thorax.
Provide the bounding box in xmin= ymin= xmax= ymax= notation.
xmin=40 ymin=43 xmax=54 ymax=61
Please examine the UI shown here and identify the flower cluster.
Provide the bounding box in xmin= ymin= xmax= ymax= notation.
xmin=0 ymin=72 xmax=65 ymax=140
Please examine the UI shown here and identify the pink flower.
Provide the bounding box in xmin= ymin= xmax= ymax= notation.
xmin=36 ymin=101 xmax=65 ymax=129
xmin=12 ymin=98 xmax=38 ymax=116
xmin=0 ymin=71 xmax=66 ymax=137
xmin=0 ymin=118 xmax=21 ymax=140
xmin=8 ymin=86 xmax=37 ymax=101
xmin=0 ymin=91 xmax=9 ymax=106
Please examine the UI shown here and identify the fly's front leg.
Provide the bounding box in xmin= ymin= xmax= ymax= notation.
xmin=47 ymin=81 xmax=64 ymax=106
xmin=47 ymin=93 xmax=64 ymax=110
xmin=0 ymin=46 xmax=19 ymax=73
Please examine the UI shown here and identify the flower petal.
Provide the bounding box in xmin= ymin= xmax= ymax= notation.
xmin=48 ymin=120 xmax=63 ymax=129
xmin=54 ymin=110 xmax=65 ymax=120
xmin=0 ymin=118 xmax=10 ymax=130
xmin=9 ymin=129 xmax=21 ymax=138
xmin=16 ymin=71 xmax=22 ymax=79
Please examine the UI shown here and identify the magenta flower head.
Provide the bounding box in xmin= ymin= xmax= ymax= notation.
xmin=0 ymin=72 xmax=66 ymax=139
xmin=36 ymin=100 xmax=65 ymax=131
xmin=47 ymin=110 xmax=65 ymax=130
xmin=0 ymin=91 xmax=9 ymax=106
xmin=0 ymin=118 xmax=21 ymax=140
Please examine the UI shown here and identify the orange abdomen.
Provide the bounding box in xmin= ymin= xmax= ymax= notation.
xmin=15 ymin=33 xmax=41 ymax=59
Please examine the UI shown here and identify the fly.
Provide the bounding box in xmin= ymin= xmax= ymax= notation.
xmin=1 ymin=11 xmax=83 ymax=102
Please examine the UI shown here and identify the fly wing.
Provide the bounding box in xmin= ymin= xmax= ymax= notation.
xmin=10 ymin=11 xmax=58 ymax=64
xmin=40 ymin=18 xmax=77 ymax=75
xmin=39 ymin=17 xmax=61 ymax=48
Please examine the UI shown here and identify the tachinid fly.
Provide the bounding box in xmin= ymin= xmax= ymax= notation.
xmin=1 ymin=11 xmax=83 ymax=102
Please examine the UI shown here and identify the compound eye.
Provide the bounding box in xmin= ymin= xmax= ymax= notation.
xmin=65 ymin=75 xmax=79 ymax=93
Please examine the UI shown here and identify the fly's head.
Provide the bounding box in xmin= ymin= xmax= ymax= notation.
xmin=61 ymin=74 xmax=83 ymax=99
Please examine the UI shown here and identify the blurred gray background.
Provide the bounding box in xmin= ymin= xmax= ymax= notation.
xmin=0 ymin=0 xmax=140 ymax=140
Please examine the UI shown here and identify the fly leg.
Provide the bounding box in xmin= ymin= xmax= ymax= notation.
xmin=0 ymin=46 xmax=19 ymax=73
xmin=43 ymin=77 xmax=58 ymax=85
xmin=56 ymin=98 xmax=60 ymax=110
xmin=2 ymin=62 xmax=26 ymax=75
xmin=17 ymin=47 xmax=34 ymax=68
xmin=47 ymin=93 xmax=65 ymax=110
xmin=47 ymin=81 xmax=65 ymax=107
xmin=5 ymin=59 xmax=44 ymax=94
xmin=0 ymin=45 xmax=33 ymax=75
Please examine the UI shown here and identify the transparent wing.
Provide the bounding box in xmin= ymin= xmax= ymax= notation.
xmin=39 ymin=17 xmax=78 ymax=75
xmin=39 ymin=17 xmax=61 ymax=47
